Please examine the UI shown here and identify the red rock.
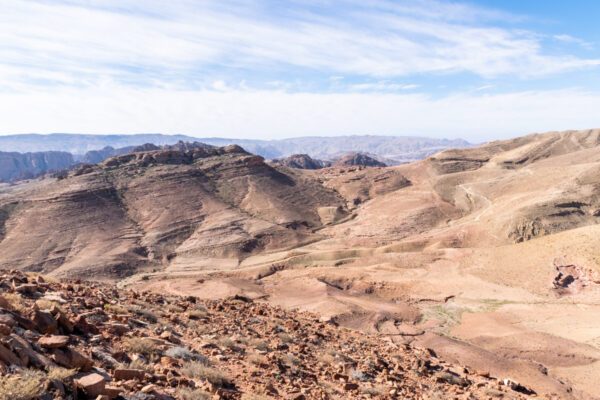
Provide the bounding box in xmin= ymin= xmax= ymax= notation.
xmin=38 ymin=335 xmax=70 ymax=349
xmin=33 ymin=309 xmax=58 ymax=334
xmin=114 ymin=368 xmax=145 ymax=381
xmin=74 ymin=315 xmax=99 ymax=334
xmin=0 ymin=323 xmax=12 ymax=336
xmin=103 ymin=385 xmax=123 ymax=399
xmin=55 ymin=312 xmax=74 ymax=333
xmin=0 ymin=296 xmax=9 ymax=309
xmin=75 ymin=373 xmax=105 ymax=397
xmin=344 ymin=382 xmax=359 ymax=391
xmin=15 ymin=284 xmax=38 ymax=294
xmin=51 ymin=347 xmax=94 ymax=371
xmin=0 ymin=343 xmax=21 ymax=366
xmin=0 ymin=313 xmax=16 ymax=328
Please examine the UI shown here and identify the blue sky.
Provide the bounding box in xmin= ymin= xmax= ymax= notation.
xmin=1 ymin=0 xmax=600 ymax=141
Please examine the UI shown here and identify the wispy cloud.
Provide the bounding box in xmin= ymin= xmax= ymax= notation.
xmin=1 ymin=0 xmax=599 ymax=92
xmin=553 ymin=34 xmax=594 ymax=49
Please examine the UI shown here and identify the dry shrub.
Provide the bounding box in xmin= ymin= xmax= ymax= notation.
xmin=47 ymin=366 xmax=76 ymax=382
xmin=248 ymin=338 xmax=269 ymax=351
xmin=246 ymin=353 xmax=267 ymax=365
xmin=35 ymin=299 xmax=64 ymax=312
xmin=125 ymin=337 xmax=160 ymax=358
xmin=104 ymin=304 xmax=128 ymax=314
xmin=188 ymin=309 xmax=207 ymax=320
xmin=241 ymin=394 xmax=274 ymax=400
xmin=3 ymin=293 xmax=26 ymax=312
xmin=182 ymin=361 xmax=230 ymax=387
xmin=281 ymin=353 xmax=300 ymax=367
xmin=278 ymin=333 xmax=294 ymax=344
xmin=177 ymin=387 xmax=212 ymax=400
xmin=0 ymin=369 xmax=46 ymax=400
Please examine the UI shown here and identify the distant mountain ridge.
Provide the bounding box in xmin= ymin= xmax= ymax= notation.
xmin=0 ymin=133 xmax=471 ymax=162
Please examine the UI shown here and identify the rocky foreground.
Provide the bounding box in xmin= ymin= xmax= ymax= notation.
xmin=0 ymin=270 xmax=537 ymax=400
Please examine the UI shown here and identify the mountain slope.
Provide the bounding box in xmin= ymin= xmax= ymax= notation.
xmin=0 ymin=145 xmax=346 ymax=280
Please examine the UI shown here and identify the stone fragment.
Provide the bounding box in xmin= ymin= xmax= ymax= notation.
xmin=75 ymin=373 xmax=106 ymax=398
xmin=33 ymin=309 xmax=58 ymax=334
xmin=114 ymin=368 xmax=146 ymax=381
xmin=38 ymin=335 xmax=69 ymax=349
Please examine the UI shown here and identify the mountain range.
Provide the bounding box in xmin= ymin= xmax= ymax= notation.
xmin=0 ymin=133 xmax=470 ymax=182
xmin=1 ymin=128 xmax=600 ymax=398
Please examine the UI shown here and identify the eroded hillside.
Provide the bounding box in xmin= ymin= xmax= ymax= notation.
xmin=3 ymin=129 xmax=600 ymax=398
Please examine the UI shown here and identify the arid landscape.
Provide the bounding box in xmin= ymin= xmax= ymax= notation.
xmin=0 ymin=129 xmax=600 ymax=398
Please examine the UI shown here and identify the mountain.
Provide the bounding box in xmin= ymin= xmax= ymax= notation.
xmin=0 ymin=133 xmax=470 ymax=163
xmin=270 ymin=152 xmax=387 ymax=169
xmin=0 ymin=151 xmax=73 ymax=181
xmin=0 ymin=133 xmax=197 ymax=155
xmin=3 ymin=128 xmax=600 ymax=398
xmin=0 ymin=144 xmax=346 ymax=280
xmin=330 ymin=152 xmax=387 ymax=167
xmin=271 ymin=154 xmax=324 ymax=169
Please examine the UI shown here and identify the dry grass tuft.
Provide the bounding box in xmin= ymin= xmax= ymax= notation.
xmin=3 ymin=292 xmax=26 ymax=312
xmin=125 ymin=337 xmax=161 ymax=358
xmin=177 ymin=387 xmax=212 ymax=400
xmin=104 ymin=303 xmax=128 ymax=314
xmin=35 ymin=299 xmax=64 ymax=312
xmin=246 ymin=353 xmax=267 ymax=365
xmin=182 ymin=361 xmax=230 ymax=387
xmin=47 ymin=366 xmax=76 ymax=382
xmin=241 ymin=394 xmax=274 ymax=400
xmin=0 ymin=369 xmax=46 ymax=400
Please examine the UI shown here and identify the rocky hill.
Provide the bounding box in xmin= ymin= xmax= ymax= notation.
xmin=0 ymin=151 xmax=74 ymax=182
xmin=270 ymin=154 xmax=323 ymax=170
xmin=0 ymin=269 xmax=535 ymax=400
xmin=0 ymin=144 xmax=347 ymax=280
xmin=330 ymin=153 xmax=386 ymax=167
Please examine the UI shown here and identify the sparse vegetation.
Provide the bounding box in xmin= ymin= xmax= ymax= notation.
xmin=125 ymin=337 xmax=160 ymax=358
xmin=177 ymin=387 xmax=212 ymax=400
xmin=47 ymin=366 xmax=76 ymax=382
xmin=247 ymin=352 xmax=267 ymax=365
xmin=182 ymin=361 xmax=230 ymax=387
xmin=35 ymin=298 xmax=64 ymax=312
xmin=3 ymin=292 xmax=26 ymax=312
xmin=0 ymin=369 xmax=46 ymax=400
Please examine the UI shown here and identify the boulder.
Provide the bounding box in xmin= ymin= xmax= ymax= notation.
xmin=75 ymin=373 xmax=106 ymax=398
xmin=51 ymin=347 xmax=94 ymax=371
xmin=114 ymin=368 xmax=145 ymax=381
xmin=33 ymin=309 xmax=58 ymax=334
xmin=38 ymin=335 xmax=70 ymax=349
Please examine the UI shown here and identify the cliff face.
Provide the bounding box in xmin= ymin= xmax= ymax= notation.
xmin=0 ymin=151 xmax=74 ymax=181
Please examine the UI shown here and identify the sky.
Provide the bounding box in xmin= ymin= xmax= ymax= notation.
xmin=1 ymin=0 xmax=600 ymax=142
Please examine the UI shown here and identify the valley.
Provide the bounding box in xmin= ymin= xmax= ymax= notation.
xmin=2 ymin=129 xmax=600 ymax=398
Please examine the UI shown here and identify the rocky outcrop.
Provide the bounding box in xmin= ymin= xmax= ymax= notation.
xmin=331 ymin=152 xmax=386 ymax=167
xmin=271 ymin=154 xmax=323 ymax=169
xmin=81 ymin=146 xmax=133 ymax=164
xmin=0 ymin=270 xmax=536 ymax=399
xmin=0 ymin=151 xmax=74 ymax=181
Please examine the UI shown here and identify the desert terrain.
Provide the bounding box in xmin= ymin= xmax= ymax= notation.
xmin=1 ymin=129 xmax=600 ymax=398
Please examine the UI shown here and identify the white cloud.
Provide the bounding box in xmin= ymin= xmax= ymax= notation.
xmin=1 ymin=85 xmax=599 ymax=142
xmin=0 ymin=0 xmax=598 ymax=91
xmin=554 ymin=34 xmax=594 ymax=49
xmin=351 ymin=82 xmax=419 ymax=91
